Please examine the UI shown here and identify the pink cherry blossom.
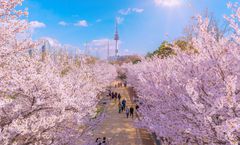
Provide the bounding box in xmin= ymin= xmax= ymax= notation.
xmin=0 ymin=1 xmax=117 ymax=144
xmin=124 ymin=3 xmax=240 ymax=144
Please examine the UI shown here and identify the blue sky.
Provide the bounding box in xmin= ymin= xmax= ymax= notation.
xmin=23 ymin=0 xmax=237 ymax=57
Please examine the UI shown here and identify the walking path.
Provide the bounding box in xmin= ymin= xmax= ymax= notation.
xmin=93 ymin=84 xmax=155 ymax=145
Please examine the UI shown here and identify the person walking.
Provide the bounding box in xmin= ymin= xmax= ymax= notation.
xmin=126 ymin=107 xmax=130 ymax=118
xmin=118 ymin=102 xmax=122 ymax=113
xmin=122 ymin=98 xmax=126 ymax=111
xmin=130 ymin=106 xmax=134 ymax=118
xmin=113 ymin=92 xmax=117 ymax=102
xmin=96 ymin=137 xmax=102 ymax=145
xmin=124 ymin=82 xmax=127 ymax=87
xmin=102 ymin=137 xmax=109 ymax=145
xmin=118 ymin=93 xmax=121 ymax=102
xmin=109 ymin=91 xmax=112 ymax=99
xmin=135 ymin=104 xmax=139 ymax=111
xmin=121 ymin=103 xmax=124 ymax=112
xmin=111 ymin=92 xmax=114 ymax=99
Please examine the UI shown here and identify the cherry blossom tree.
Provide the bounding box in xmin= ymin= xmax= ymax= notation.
xmin=0 ymin=0 xmax=117 ymax=144
xmin=124 ymin=3 xmax=240 ymax=144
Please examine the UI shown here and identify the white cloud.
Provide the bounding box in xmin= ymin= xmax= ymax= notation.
xmin=123 ymin=49 xmax=129 ymax=54
xmin=88 ymin=39 xmax=121 ymax=49
xmin=116 ymin=17 xmax=124 ymax=24
xmin=119 ymin=8 xmax=131 ymax=15
xmin=40 ymin=37 xmax=81 ymax=55
xmin=89 ymin=39 xmax=110 ymax=47
xmin=86 ymin=38 xmax=122 ymax=58
xmin=40 ymin=37 xmax=62 ymax=48
xmin=154 ymin=0 xmax=182 ymax=7
xmin=74 ymin=20 xmax=88 ymax=27
xmin=132 ymin=8 xmax=144 ymax=13
xmin=29 ymin=21 xmax=46 ymax=29
xmin=118 ymin=8 xmax=144 ymax=15
xmin=58 ymin=21 xmax=68 ymax=26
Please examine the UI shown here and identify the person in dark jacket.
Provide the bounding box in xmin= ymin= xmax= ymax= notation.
xmin=118 ymin=93 xmax=121 ymax=102
xmin=135 ymin=104 xmax=139 ymax=111
xmin=102 ymin=137 xmax=109 ymax=145
xmin=122 ymin=98 xmax=126 ymax=111
xmin=130 ymin=106 xmax=134 ymax=118
xmin=109 ymin=91 xmax=113 ymax=99
xmin=111 ymin=92 xmax=114 ymax=99
xmin=96 ymin=137 xmax=101 ymax=145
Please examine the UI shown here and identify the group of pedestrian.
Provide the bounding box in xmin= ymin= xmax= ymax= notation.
xmin=113 ymin=81 xmax=127 ymax=88
xmin=95 ymin=137 xmax=109 ymax=145
xmin=115 ymin=82 xmax=123 ymax=88
xmin=117 ymin=98 xmax=135 ymax=119
xmin=123 ymin=106 xmax=134 ymax=118
xmin=109 ymin=91 xmax=122 ymax=102
xmin=109 ymin=86 xmax=136 ymax=119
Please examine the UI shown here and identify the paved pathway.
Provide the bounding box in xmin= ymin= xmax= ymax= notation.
xmin=93 ymin=86 xmax=155 ymax=145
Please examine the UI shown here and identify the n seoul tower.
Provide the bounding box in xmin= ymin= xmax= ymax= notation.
xmin=114 ymin=18 xmax=119 ymax=57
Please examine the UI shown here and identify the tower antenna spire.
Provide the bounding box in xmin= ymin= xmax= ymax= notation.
xmin=114 ymin=18 xmax=119 ymax=57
